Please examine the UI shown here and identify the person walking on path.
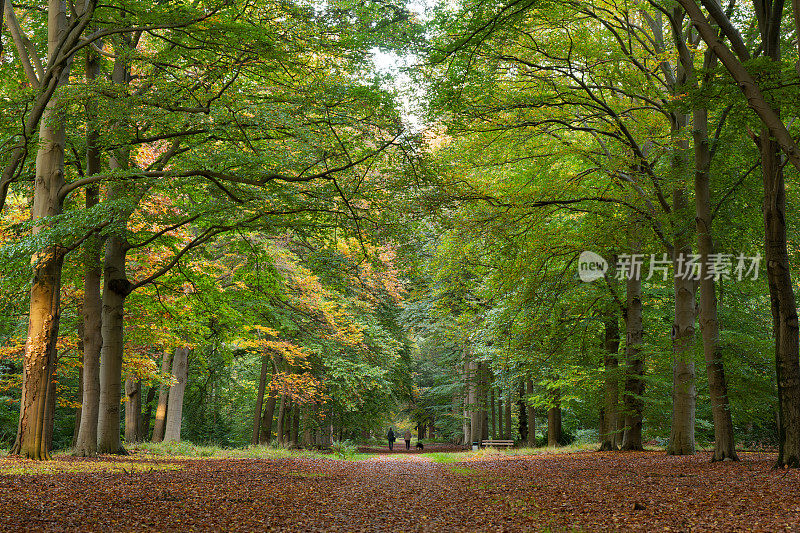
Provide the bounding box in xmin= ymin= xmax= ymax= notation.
xmin=404 ymin=429 xmax=412 ymax=450
xmin=387 ymin=428 xmax=396 ymax=451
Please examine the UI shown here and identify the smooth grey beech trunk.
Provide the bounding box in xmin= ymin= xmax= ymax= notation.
xmin=675 ymin=0 xmax=800 ymax=469
xmin=547 ymin=388 xmax=561 ymax=447
xmin=669 ymin=14 xmax=739 ymax=461
xmin=276 ymin=393 xmax=287 ymax=446
xmin=163 ymin=347 xmax=189 ymax=442
xmin=73 ymin=46 xmax=103 ymax=458
xmin=124 ymin=377 xmax=141 ymax=443
xmin=622 ymin=255 xmax=644 ymax=451
xmin=96 ymin=227 xmax=132 ymax=454
xmin=252 ymin=354 xmax=271 ymax=445
xmin=694 ymin=104 xmax=738 ymax=462
xmin=151 ymin=349 xmax=172 ymax=443
xmin=600 ymin=316 xmax=620 ymax=451
xmin=526 ymin=379 xmax=536 ymax=447
xmin=667 ymin=111 xmax=697 ymax=456
xmin=259 ymin=390 xmax=277 ymax=444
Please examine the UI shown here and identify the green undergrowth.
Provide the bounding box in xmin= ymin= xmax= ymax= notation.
xmin=422 ymin=442 xmax=603 ymax=464
xmin=449 ymin=465 xmax=478 ymax=475
xmin=125 ymin=441 xmax=374 ymax=461
xmin=127 ymin=441 xmax=312 ymax=459
xmin=0 ymin=459 xmax=182 ymax=476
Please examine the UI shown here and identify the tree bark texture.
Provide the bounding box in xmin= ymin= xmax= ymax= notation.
xmin=151 ymin=349 xmax=172 ymax=443
xmin=163 ymin=347 xmax=189 ymax=442
xmin=600 ymin=316 xmax=620 ymax=451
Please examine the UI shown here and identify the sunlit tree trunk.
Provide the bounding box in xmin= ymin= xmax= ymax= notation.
xmin=151 ymin=349 xmax=171 ymax=443
xmin=163 ymin=347 xmax=189 ymax=442
xmin=11 ymin=0 xmax=70 ymax=461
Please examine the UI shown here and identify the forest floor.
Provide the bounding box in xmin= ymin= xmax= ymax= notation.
xmin=0 ymin=448 xmax=798 ymax=532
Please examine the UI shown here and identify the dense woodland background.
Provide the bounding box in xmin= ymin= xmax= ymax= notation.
xmin=0 ymin=0 xmax=798 ymax=464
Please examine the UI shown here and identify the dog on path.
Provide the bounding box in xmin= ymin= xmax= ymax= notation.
xmin=415 ymin=442 xmax=424 ymax=450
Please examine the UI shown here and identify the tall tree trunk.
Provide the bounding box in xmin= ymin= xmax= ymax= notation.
xmin=259 ymin=390 xmax=277 ymax=444
xmin=526 ymin=379 xmax=536 ymax=447
xmin=276 ymin=394 xmax=287 ymax=446
xmin=763 ymin=130 xmax=800 ymax=466
xmin=290 ymin=404 xmax=300 ymax=448
xmin=140 ymin=386 xmax=156 ymax=441
xmin=497 ymin=395 xmax=503 ymax=440
xmin=668 ymin=110 xmax=697 ymax=456
xmin=758 ymin=1 xmax=800 ymax=469
xmin=283 ymin=398 xmax=293 ymax=443
xmin=95 ymin=40 xmax=135 ymax=454
xmin=73 ymin=364 xmax=82 ymax=447
xmin=489 ymin=387 xmax=496 ymax=437
xmin=124 ymin=376 xmax=141 ymax=443
xmin=151 ymin=349 xmax=171 ymax=443
xmin=694 ymin=103 xmax=738 ymax=461
xmin=601 ymin=316 xmax=620 ymax=451
xmin=622 ymin=255 xmax=645 ymax=451
xmin=73 ymin=44 xmax=103 ymax=458
xmin=428 ymin=415 xmax=435 ymax=441
xmin=547 ymin=388 xmax=562 ymax=447
xmin=11 ymin=0 xmax=69 ymax=461
xmin=504 ymin=388 xmax=512 ymax=439
xmin=163 ymin=346 xmax=189 ymax=442
xmin=471 ymin=362 xmax=488 ymax=443
xmin=517 ymin=381 xmax=526 ymax=444
xmin=44 ymin=363 xmax=57 ymax=453
xmin=465 ymin=359 xmax=475 ymax=444
xmin=251 ymin=354 xmax=270 ymax=445
xmin=96 ymin=229 xmax=132 ymax=454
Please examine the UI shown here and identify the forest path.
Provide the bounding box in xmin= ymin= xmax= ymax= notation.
xmin=1 ymin=451 xmax=799 ymax=531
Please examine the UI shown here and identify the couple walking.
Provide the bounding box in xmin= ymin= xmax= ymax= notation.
xmin=386 ymin=428 xmax=413 ymax=450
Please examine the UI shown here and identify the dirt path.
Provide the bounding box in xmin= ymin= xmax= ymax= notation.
xmin=1 ymin=451 xmax=800 ymax=531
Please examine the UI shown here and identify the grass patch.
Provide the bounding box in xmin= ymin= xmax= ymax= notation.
xmin=334 ymin=452 xmax=374 ymax=461
xmin=449 ymin=465 xmax=478 ymax=475
xmin=0 ymin=460 xmax=182 ymax=476
xmin=127 ymin=441 xmax=375 ymax=461
xmin=420 ymin=452 xmax=470 ymax=463
xmin=127 ymin=441 xmax=314 ymax=460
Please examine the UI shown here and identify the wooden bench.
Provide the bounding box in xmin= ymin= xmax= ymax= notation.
xmin=480 ymin=439 xmax=514 ymax=449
